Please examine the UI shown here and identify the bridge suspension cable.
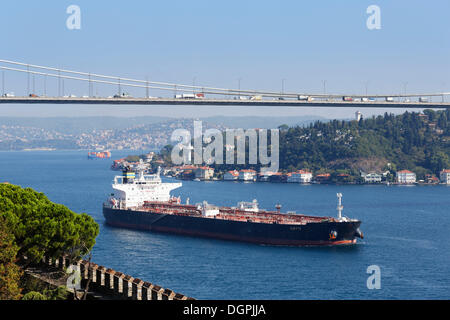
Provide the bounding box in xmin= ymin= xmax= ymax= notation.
xmin=1 ymin=58 xmax=449 ymax=98
xmin=0 ymin=59 xmax=297 ymax=98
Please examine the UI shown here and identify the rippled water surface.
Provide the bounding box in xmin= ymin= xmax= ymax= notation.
xmin=1 ymin=150 xmax=449 ymax=299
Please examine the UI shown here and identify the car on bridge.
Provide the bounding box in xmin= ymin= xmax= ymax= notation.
xmin=385 ymin=97 xmax=394 ymax=102
xmin=114 ymin=93 xmax=131 ymax=98
xmin=2 ymin=93 xmax=14 ymax=97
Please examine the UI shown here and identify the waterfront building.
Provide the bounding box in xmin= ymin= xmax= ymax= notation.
xmin=258 ymin=171 xmax=278 ymax=182
xmin=180 ymin=170 xmax=195 ymax=180
xmin=224 ymin=170 xmax=239 ymax=181
xmin=287 ymin=170 xmax=313 ymax=183
xmin=314 ymin=173 xmax=331 ymax=183
xmin=396 ymin=170 xmax=416 ymax=184
xmin=268 ymin=172 xmax=286 ymax=183
xmin=336 ymin=173 xmax=352 ymax=183
xmin=425 ymin=174 xmax=440 ymax=184
xmin=362 ymin=172 xmax=382 ymax=183
xmin=238 ymin=169 xmax=257 ymax=181
xmin=440 ymin=169 xmax=450 ymax=184
xmin=194 ymin=166 xmax=214 ymax=180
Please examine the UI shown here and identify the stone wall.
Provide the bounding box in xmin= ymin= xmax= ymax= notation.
xmin=41 ymin=255 xmax=194 ymax=300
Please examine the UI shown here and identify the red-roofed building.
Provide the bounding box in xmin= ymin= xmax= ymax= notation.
xmin=314 ymin=173 xmax=331 ymax=183
xmin=268 ymin=172 xmax=286 ymax=183
xmin=224 ymin=170 xmax=239 ymax=181
xmin=180 ymin=170 xmax=195 ymax=180
xmin=238 ymin=169 xmax=257 ymax=181
xmin=287 ymin=170 xmax=313 ymax=183
xmin=425 ymin=174 xmax=440 ymax=184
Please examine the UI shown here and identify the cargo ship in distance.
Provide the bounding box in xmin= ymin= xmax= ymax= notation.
xmin=103 ymin=164 xmax=364 ymax=246
xmin=88 ymin=151 xmax=111 ymax=159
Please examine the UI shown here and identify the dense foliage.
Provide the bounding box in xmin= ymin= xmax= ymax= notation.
xmin=0 ymin=184 xmax=99 ymax=264
xmin=0 ymin=217 xmax=22 ymax=300
xmin=279 ymin=109 xmax=450 ymax=178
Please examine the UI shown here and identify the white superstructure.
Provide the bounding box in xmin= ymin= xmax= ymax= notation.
xmin=108 ymin=164 xmax=182 ymax=209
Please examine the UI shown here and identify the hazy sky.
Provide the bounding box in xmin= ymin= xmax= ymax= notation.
xmin=0 ymin=0 xmax=449 ymax=118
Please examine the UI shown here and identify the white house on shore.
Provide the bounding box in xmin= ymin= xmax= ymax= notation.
xmin=440 ymin=169 xmax=450 ymax=184
xmin=287 ymin=170 xmax=313 ymax=183
xmin=238 ymin=169 xmax=257 ymax=181
xmin=224 ymin=170 xmax=239 ymax=181
xmin=396 ymin=170 xmax=416 ymax=184
xmin=362 ymin=172 xmax=382 ymax=183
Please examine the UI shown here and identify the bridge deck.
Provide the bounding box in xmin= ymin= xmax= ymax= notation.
xmin=1 ymin=97 xmax=449 ymax=108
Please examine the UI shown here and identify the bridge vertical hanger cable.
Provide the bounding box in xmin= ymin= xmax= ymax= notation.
xmin=58 ymin=70 xmax=61 ymax=97
xmin=27 ymin=64 xmax=29 ymax=95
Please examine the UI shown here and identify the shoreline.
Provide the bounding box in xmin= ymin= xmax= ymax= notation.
xmin=163 ymin=176 xmax=449 ymax=187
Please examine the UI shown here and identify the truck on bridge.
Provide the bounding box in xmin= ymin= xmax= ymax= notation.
xmin=175 ymin=93 xmax=205 ymax=99
xmin=298 ymin=95 xmax=313 ymax=101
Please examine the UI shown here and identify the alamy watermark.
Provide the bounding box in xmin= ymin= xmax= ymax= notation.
xmin=366 ymin=5 xmax=381 ymax=30
xmin=170 ymin=121 xmax=279 ymax=173
xmin=366 ymin=265 xmax=381 ymax=289
xmin=66 ymin=5 xmax=81 ymax=30
xmin=66 ymin=264 xmax=82 ymax=291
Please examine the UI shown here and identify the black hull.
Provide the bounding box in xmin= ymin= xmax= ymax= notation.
xmin=102 ymin=207 xmax=361 ymax=246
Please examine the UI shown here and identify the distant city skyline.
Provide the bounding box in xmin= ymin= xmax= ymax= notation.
xmin=0 ymin=0 xmax=449 ymax=118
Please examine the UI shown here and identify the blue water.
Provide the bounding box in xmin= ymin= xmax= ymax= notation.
xmin=0 ymin=150 xmax=449 ymax=299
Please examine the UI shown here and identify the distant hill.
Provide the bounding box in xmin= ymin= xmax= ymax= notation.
xmin=277 ymin=109 xmax=450 ymax=178
xmin=201 ymin=115 xmax=328 ymax=129
xmin=0 ymin=116 xmax=172 ymax=135
xmin=0 ymin=115 xmax=326 ymax=134
xmin=0 ymin=115 xmax=324 ymax=151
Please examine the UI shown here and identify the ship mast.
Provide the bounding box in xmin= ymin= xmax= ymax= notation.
xmin=336 ymin=193 xmax=343 ymax=220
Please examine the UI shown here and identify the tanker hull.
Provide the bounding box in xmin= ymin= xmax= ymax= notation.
xmin=103 ymin=207 xmax=361 ymax=246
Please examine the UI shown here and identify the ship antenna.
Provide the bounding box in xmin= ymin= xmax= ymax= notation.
xmin=336 ymin=193 xmax=343 ymax=220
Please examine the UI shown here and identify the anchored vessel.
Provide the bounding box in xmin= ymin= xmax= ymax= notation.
xmin=88 ymin=151 xmax=111 ymax=159
xmin=103 ymin=165 xmax=363 ymax=246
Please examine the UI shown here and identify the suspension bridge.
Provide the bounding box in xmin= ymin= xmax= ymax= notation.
xmin=1 ymin=59 xmax=449 ymax=109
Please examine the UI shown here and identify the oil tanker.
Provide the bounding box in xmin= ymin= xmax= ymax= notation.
xmin=103 ymin=164 xmax=363 ymax=246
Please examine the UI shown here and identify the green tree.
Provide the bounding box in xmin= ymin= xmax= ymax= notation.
xmin=21 ymin=291 xmax=47 ymax=300
xmin=0 ymin=184 xmax=99 ymax=265
xmin=0 ymin=217 xmax=23 ymax=300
